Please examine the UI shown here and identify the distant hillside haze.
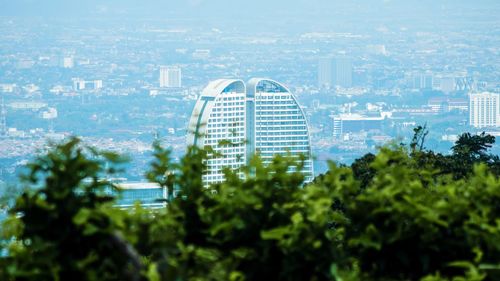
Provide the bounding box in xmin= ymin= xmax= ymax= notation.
xmin=0 ymin=0 xmax=498 ymax=22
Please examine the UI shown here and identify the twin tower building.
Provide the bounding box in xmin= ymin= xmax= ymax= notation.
xmin=187 ymin=78 xmax=314 ymax=185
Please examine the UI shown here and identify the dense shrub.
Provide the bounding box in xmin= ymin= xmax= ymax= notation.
xmin=0 ymin=138 xmax=141 ymax=281
xmin=317 ymin=146 xmax=500 ymax=281
xmin=1 ymin=131 xmax=500 ymax=281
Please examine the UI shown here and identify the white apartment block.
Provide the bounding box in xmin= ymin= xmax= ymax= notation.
xmin=469 ymin=92 xmax=500 ymax=128
xmin=159 ymin=66 xmax=182 ymax=88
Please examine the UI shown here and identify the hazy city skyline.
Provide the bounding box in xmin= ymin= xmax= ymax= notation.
xmin=0 ymin=0 xmax=498 ymax=183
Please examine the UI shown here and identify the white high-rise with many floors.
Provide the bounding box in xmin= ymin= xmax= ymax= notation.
xmin=187 ymin=79 xmax=247 ymax=184
xmin=469 ymin=92 xmax=500 ymax=128
xmin=159 ymin=66 xmax=182 ymax=88
xmin=188 ymin=78 xmax=313 ymax=185
xmin=247 ymin=78 xmax=314 ymax=182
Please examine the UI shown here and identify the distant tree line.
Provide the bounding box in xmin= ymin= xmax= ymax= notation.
xmin=1 ymin=127 xmax=500 ymax=281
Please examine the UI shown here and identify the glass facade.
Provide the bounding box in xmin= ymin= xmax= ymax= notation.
xmin=188 ymin=78 xmax=314 ymax=185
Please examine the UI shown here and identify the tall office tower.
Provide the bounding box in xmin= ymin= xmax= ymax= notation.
xmin=469 ymin=92 xmax=500 ymax=128
xmin=318 ymin=58 xmax=333 ymax=88
xmin=412 ymin=73 xmax=433 ymax=90
xmin=188 ymin=78 xmax=314 ymax=185
xmin=159 ymin=66 xmax=182 ymax=88
xmin=187 ymin=79 xmax=247 ymax=184
xmin=332 ymin=57 xmax=352 ymax=88
xmin=247 ymin=78 xmax=314 ymax=182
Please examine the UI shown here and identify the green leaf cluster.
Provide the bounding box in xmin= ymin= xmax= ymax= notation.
xmin=1 ymin=130 xmax=499 ymax=281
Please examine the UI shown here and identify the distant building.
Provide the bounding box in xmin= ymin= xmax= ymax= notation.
xmin=114 ymin=182 xmax=177 ymax=209
xmin=6 ymin=128 xmax=25 ymax=138
xmin=16 ymin=59 xmax=35 ymax=69
xmin=188 ymin=78 xmax=314 ymax=185
xmin=192 ymin=49 xmax=211 ymax=60
xmin=332 ymin=57 xmax=352 ymax=88
xmin=318 ymin=58 xmax=333 ymax=87
xmin=318 ymin=57 xmax=352 ymax=88
xmin=412 ymin=73 xmax=433 ymax=90
xmin=447 ymin=98 xmax=469 ymax=111
xmin=23 ymin=84 xmax=40 ymax=94
xmin=333 ymin=113 xmax=389 ymax=139
xmin=73 ymin=78 xmax=86 ymax=90
xmin=367 ymin=44 xmax=388 ymax=56
xmin=469 ymin=92 xmax=500 ymax=128
xmin=72 ymin=78 xmax=103 ymax=91
xmin=0 ymin=100 xmax=6 ymax=136
xmin=0 ymin=84 xmax=16 ymax=93
xmin=62 ymin=57 xmax=74 ymax=68
xmin=94 ymin=80 xmax=103 ymax=89
xmin=455 ymin=76 xmax=475 ymax=91
xmin=9 ymin=101 xmax=47 ymax=110
xmin=439 ymin=77 xmax=456 ymax=93
xmin=427 ymin=97 xmax=468 ymax=112
xmin=159 ymin=66 xmax=182 ymax=88
xmin=41 ymin=107 xmax=58 ymax=119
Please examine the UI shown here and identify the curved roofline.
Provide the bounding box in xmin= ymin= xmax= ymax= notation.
xmin=201 ymin=79 xmax=245 ymax=98
xmin=247 ymin=78 xmax=290 ymax=98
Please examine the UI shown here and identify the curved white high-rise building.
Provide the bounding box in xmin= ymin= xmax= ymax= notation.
xmin=247 ymin=78 xmax=314 ymax=182
xmin=187 ymin=79 xmax=247 ymax=184
xmin=188 ymin=78 xmax=313 ymax=185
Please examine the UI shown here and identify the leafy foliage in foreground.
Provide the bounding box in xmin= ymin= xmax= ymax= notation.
xmin=1 ymin=130 xmax=500 ymax=281
xmin=0 ymin=138 xmax=141 ymax=281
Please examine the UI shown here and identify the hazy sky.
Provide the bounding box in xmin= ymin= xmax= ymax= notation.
xmin=0 ymin=0 xmax=498 ymax=34
xmin=1 ymin=0 xmax=498 ymax=19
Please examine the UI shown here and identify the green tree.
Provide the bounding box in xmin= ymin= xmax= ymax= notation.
xmin=350 ymin=152 xmax=376 ymax=189
xmin=449 ymin=132 xmax=500 ymax=179
xmin=139 ymin=145 xmax=347 ymax=281
xmin=452 ymin=132 xmax=495 ymax=161
xmin=328 ymin=146 xmax=500 ymax=281
xmin=0 ymin=138 xmax=142 ymax=281
xmin=410 ymin=124 xmax=429 ymax=153
xmin=2 ymin=131 xmax=500 ymax=281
